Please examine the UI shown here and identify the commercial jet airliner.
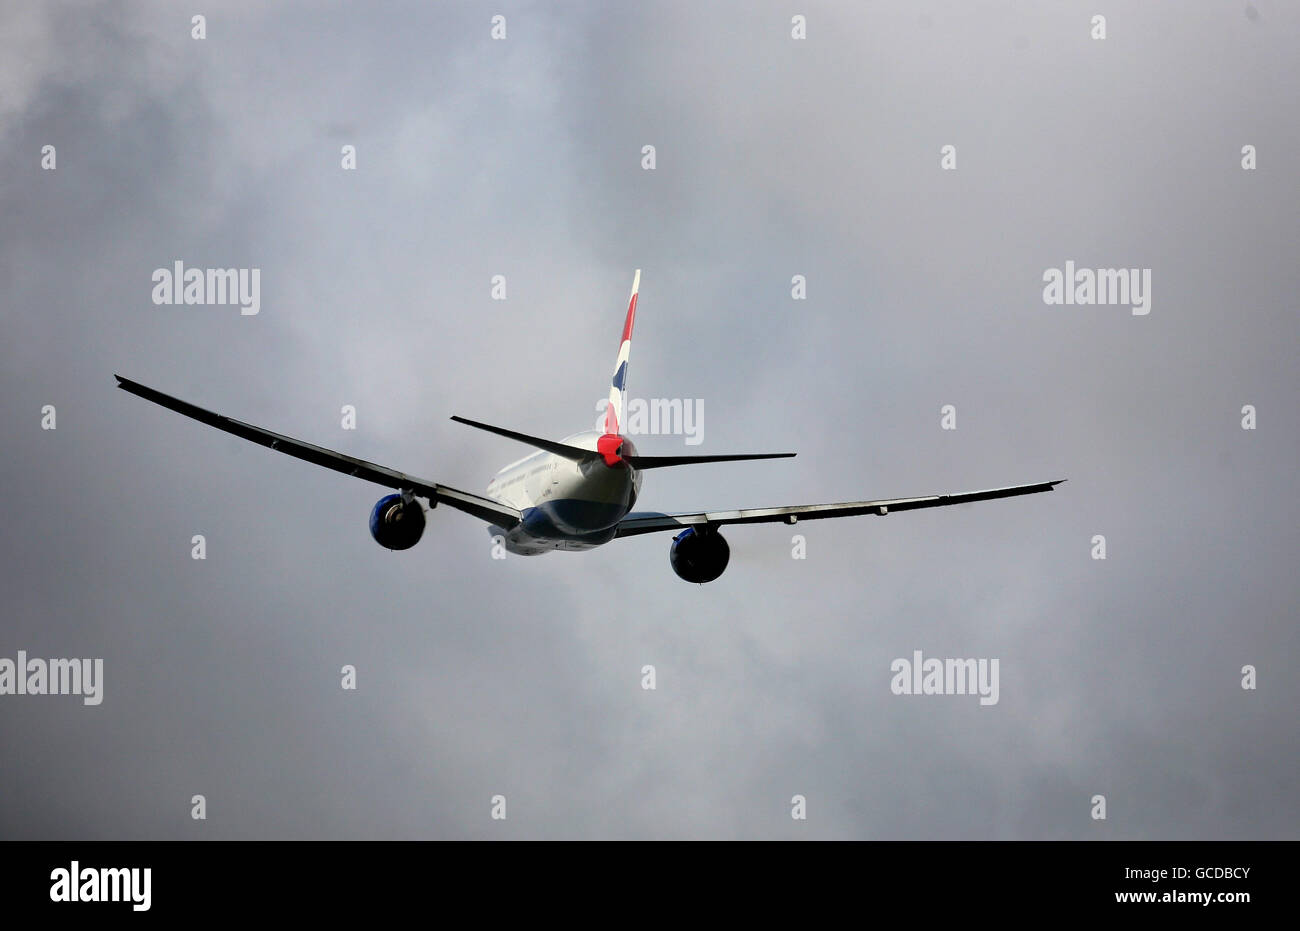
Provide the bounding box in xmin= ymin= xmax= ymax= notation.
xmin=116 ymin=271 xmax=1063 ymax=582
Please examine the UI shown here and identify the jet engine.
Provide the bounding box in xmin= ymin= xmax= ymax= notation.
xmin=369 ymin=493 xmax=426 ymax=550
xmin=669 ymin=526 xmax=730 ymax=583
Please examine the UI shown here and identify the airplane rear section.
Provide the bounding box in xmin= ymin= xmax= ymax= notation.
xmin=480 ymin=437 xmax=640 ymax=555
xmin=362 ymin=424 xmax=744 ymax=579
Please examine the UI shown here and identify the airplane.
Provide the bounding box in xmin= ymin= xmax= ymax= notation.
xmin=116 ymin=270 xmax=1064 ymax=582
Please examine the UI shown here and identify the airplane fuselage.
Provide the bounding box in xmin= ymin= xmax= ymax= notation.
xmin=485 ymin=432 xmax=643 ymax=553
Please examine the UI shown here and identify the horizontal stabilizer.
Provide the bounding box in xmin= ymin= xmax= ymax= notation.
xmin=452 ymin=416 xmax=795 ymax=471
xmin=625 ymin=452 xmax=796 ymax=469
xmin=450 ymin=416 xmax=593 ymax=462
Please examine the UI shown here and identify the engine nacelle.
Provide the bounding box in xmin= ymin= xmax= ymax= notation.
xmin=669 ymin=526 xmax=730 ymax=583
xmin=369 ymin=493 xmax=426 ymax=550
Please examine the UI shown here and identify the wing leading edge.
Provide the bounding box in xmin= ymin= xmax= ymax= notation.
xmin=614 ymin=479 xmax=1065 ymax=538
xmin=114 ymin=376 xmax=521 ymax=529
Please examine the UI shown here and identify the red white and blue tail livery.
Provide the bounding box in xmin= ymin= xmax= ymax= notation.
xmin=604 ymin=268 xmax=638 ymax=438
xmin=115 ymin=271 xmax=1064 ymax=582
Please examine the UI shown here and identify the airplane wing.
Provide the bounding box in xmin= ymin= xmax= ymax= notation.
xmin=614 ymin=479 xmax=1064 ymax=538
xmin=115 ymin=375 xmax=521 ymax=529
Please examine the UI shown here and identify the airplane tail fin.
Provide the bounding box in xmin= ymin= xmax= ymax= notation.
xmin=603 ymin=269 xmax=639 ymax=437
xmin=452 ymin=270 xmax=796 ymax=470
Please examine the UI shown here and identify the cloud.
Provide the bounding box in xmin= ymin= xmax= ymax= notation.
xmin=1 ymin=0 xmax=1296 ymax=840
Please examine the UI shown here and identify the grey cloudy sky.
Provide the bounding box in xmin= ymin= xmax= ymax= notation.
xmin=1 ymin=1 xmax=1296 ymax=839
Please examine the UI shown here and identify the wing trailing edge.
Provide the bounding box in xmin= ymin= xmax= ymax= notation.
xmin=623 ymin=452 xmax=796 ymax=469
xmin=115 ymin=375 xmax=521 ymax=529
